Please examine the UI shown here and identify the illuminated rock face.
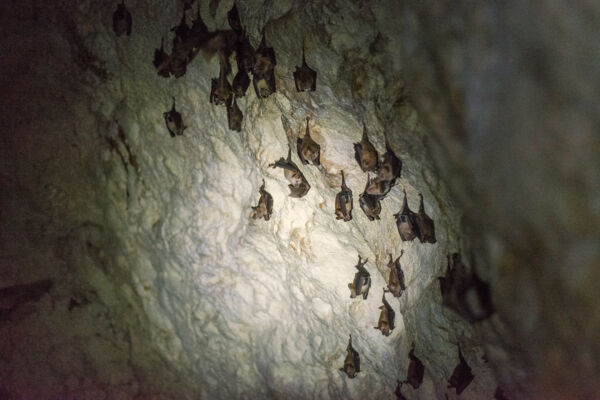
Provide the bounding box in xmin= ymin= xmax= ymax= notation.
xmin=2 ymin=0 xmax=598 ymax=399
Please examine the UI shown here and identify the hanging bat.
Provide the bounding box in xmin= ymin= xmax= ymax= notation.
xmin=232 ymin=68 xmax=250 ymax=98
xmin=374 ymin=288 xmax=395 ymax=336
xmin=296 ymin=117 xmax=320 ymax=165
xmin=153 ymin=37 xmax=170 ymax=78
xmin=112 ymin=0 xmax=132 ymax=37
xmin=335 ymin=171 xmax=353 ymax=221
xmin=415 ymin=193 xmax=436 ymax=243
xmin=210 ymin=54 xmax=232 ymax=106
xmin=339 ymin=334 xmax=360 ymax=378
xmin=365 ymin=173 xmax=395 ymax=198
xmin=348 ymin=255 xmax=371 ymax=299
xmin=235 ymin=30 xmax=255 ymax=73
xmin=253 ymin=69 xmax=276 ymax=98
xmin=403 ymin=342 xmax=425 ymax=389
xmin=227 ymin=3 xmax=243 ymax=35
xmin=354 ymin=122 xmax=379 ymax=172
xmin=394 ymin=189 xmax=419 ymax=241
xmin=359 ymin=174 xmax=382 ymax=221
xmin=253 ymin=30 xmax=276 ymax=75
xmin=386 ymin=251 xmax=406 ymax=297
xmin=448 ymin=346 xmax=474 ymax=395
xmin=268 ymin=147 xmax=311 ymax=198
xmin=293 ymin=44 xmax=317 ymax=92
xmin=163 ymin=97 xmax=186 ymax=137
xmin=379 ymin=135 xmax=402 ymax=181
xmin=227 ymin=97 xmax=243 ymax=132
xmin=250 ymin=180 xmax=273 ymax=220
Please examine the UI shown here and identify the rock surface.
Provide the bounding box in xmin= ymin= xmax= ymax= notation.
xmin=1 ymin=0 xmax=597 ymax=399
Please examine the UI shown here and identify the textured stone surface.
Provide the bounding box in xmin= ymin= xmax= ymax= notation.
xmin=2 ymin=0 xmax=597 ymax=399
xmin=401 ymin=0 xmax=600 ymax=398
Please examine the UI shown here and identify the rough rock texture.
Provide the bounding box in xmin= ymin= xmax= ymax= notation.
xmin=401 ymin=0 xmax=600 ymax=399
xmin=1 ymin=0 xmax=598 ymax=399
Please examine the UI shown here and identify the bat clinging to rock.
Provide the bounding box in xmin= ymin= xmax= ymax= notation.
xmin=439 ymin=253 xmax=495 ymax=322
xmin=386 ymin=251 xmax=407 ymax=297
xmin=379 ymin=135 xmax=402 ymax=181
xmin=416 ymin=193 xmax=436 ymax=243
xmin=403 ymin=342 xmax=425 ymax=389
xmin=112 ymin=0 xmax=132 ymax=37
xmin=235 ymin=31 xmax=255 ymax=73
xmin=348 ymin=255 xmax=371 ymax=300
xmin=250 ymin=180 xmax=273 ymax=221
xmin=335 ymin=171 xmax=353 ymax=221
xmin=163 ymin=98 xmax=186 ymax=137
xmin=153 ymin=37 xmax=170 ymax=78
xmin=296 ymin=117 xmax=320 ymax=166
xmin=394 ymin=189 xmax=419 ymax=241
xmin=365 ymin=173 xmax=395 ymax=198
xmin=253 ymin=69 xmax=276 ymax=98
xmin=210 ymin=56 xmax=232 ymax=106
xmin=253 ymin=31 xmax=276 ymax=75
xmin=227 ymin=3 xmax=243 ymax=35
xmin=293 ymin=45 xmax=317 ymax=92
xmin=232 ymin=69 xmax=250 ymax=98
xmin=227 ymin=97 xmax=243 ymax=132
xmin=339 ymin=334 xmax=360 ymax=378
xmin=448 ymin=346 xmax=474 ymax=395
xmin=268 ymin=147 xmax=311 ymax=198
xmin=374 ymin=289 xmax=395 ymax=336
xmin=359 ymin=174 xmax=382 ymax=221
xmin=354 ymin=122 xmax=379 ymax=172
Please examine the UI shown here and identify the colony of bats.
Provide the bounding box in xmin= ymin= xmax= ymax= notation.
xmin=110 ymin=0 xmax=499 ymax=397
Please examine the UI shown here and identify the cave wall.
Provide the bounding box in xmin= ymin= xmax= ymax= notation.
xmin=1 ymin=0 xmax=598 ymax=399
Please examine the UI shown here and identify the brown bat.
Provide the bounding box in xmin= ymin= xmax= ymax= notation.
xmin=348 ymin=255 xmax=371 ymax=299
xmin=232 ymin=68 xmax=250 ymax=98
xmin=365 ymin=173 xmax=395 ymax=198
xmin=235 ymin=30 xmax=255 ymax=73
xmin=227 ymin=3 xmax=243 ymax=34
xmin=394 ymin=189 xmax=419 ymax=241
xmin=335 ymin=171 xmax=353 ymax=221
xmin=296 ymin=117 xmax=320 ymax=165
xmin=293 ymin=45 xmax=317 ymax=92
xmin=253 ymin=30 xmax=276 ymax=75
xmin=227 ymin=97 xmax=243 ymax=132
xmin=448 ymin=346 xmax=474 ymax=395
xmin=191 ymin=3 xmax=208 ymax=35
xmin=394 ymin=380 xmax=407 ymax=400
xmin=153 ymin=37 xmax=170 ymax=78
xmin=403 ymin=342 xmax=425 ymax=389
xmin=374 ymin=289 xmax=395 ymax=336
xmin=210 ymin=55 xmax=232 ymax=106
xmin=386 ymin=251 xmax=406 ymax=297
xmin=379 ymin=135 xmax=402 ymax=181
xmin=439 ymin=253 xmax=494 ymax=322
xmin=354 ymin=122 xmax=379 ymax=172
xmin=415 ymin=193 xmax=436 ymax=243
xmin=171 ymin=9 xmax=190 ymax=49
xmin=0 ymin=279 xmax=53 ymax=320
xmin=163 ymin=97 xmax=186 ymax=137
xmin=250 ymin=180 xmax=273 ymax=221
xmin=339 ymin=334 xmax=360 ymax=378
xmin=253 ymin=69 xmax=276 ymax=98
xmin=112 ymin=0 xmax=132 ymax=37
xmin=359 ymin=174 xmax=382 ymax=221
xmin=268 ymin=147 xmax=311 ymax=198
